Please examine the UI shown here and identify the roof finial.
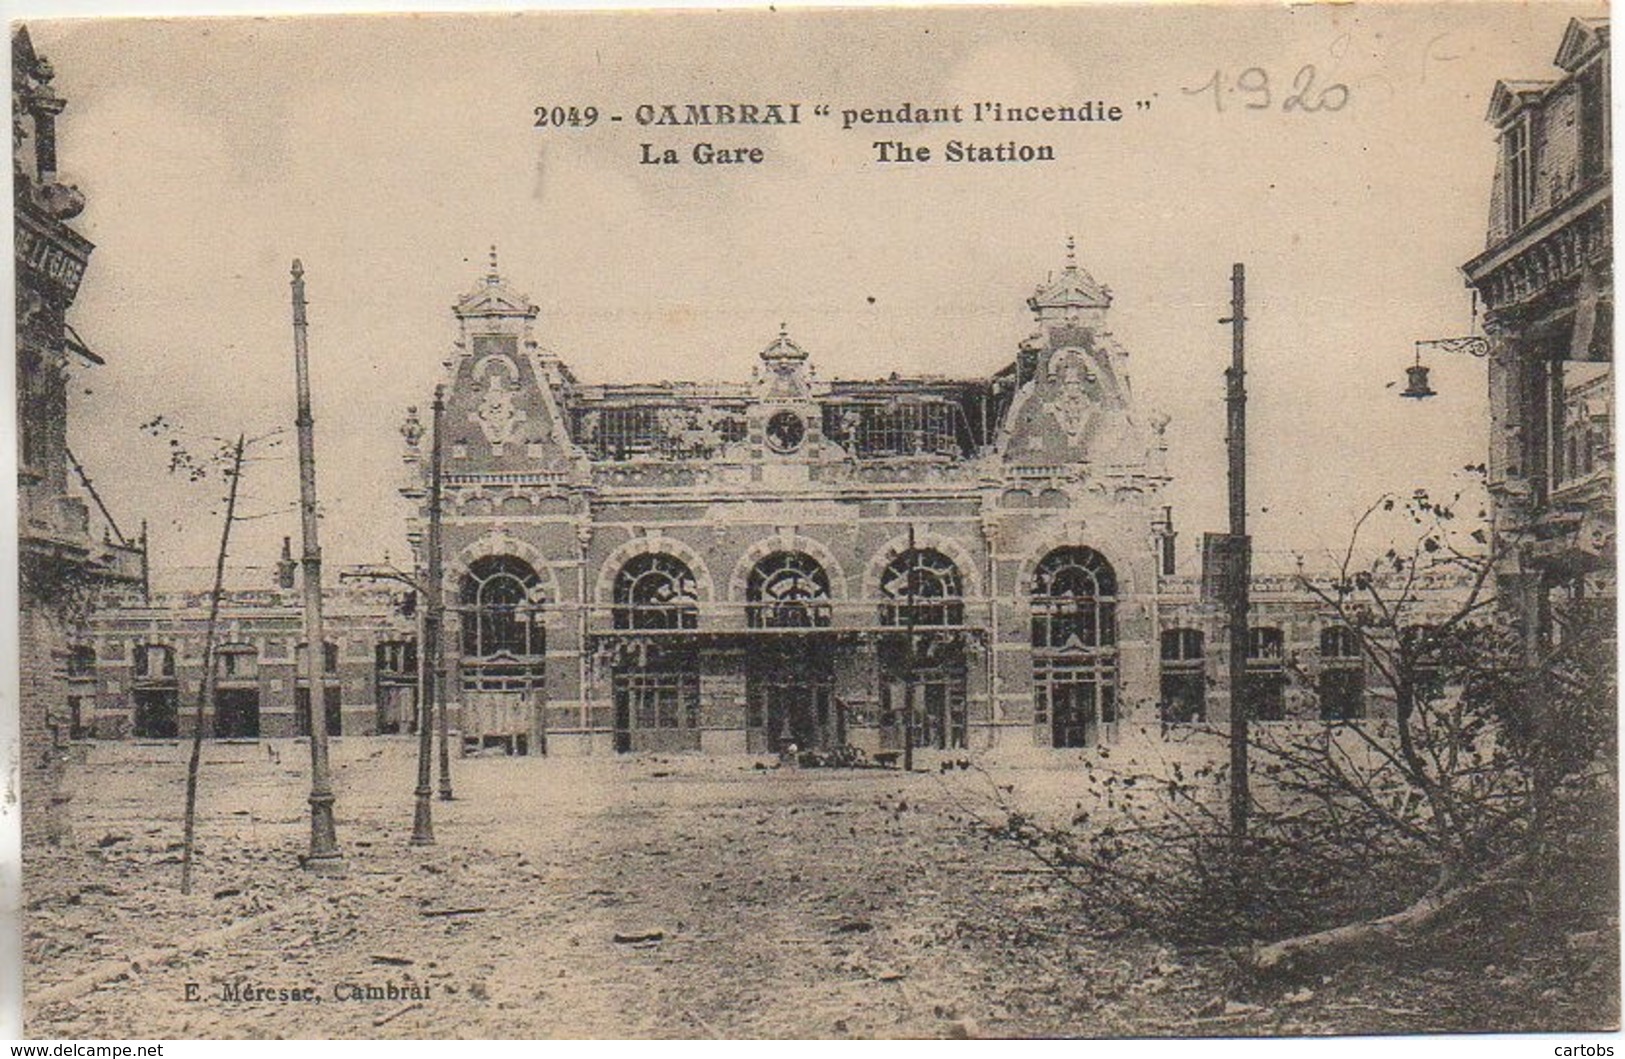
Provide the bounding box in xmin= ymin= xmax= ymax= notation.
xmin=487 ymin=244 xmax=500 ymax=283
xmin=1065 ymin=235 xmax=1076 ymax=267
xmin=779 ymin=321 xmax=788 ymax=338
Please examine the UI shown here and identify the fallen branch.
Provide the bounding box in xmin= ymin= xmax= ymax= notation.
xmin=372 ymin=1002 xmax=422 ymax=1028
xmin=1249 ymin=855 xmax=1527 ymax=977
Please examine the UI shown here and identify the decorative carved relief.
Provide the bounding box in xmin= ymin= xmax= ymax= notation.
xmin=468 ymin=354 xmax=528 ymax=448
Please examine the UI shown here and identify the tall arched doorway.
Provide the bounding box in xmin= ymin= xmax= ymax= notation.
xmin=459 ymin=555 xmax=547 ymax=754
xmin=878 ymin=548 xmax=968 ymax=750
xmin=1031 ymin=547 xmax=1118 ymax=748
xmin=611 ymin=553 xmax=700 ymax=752
xmin=744 ymin=551 xmax=837 ymax=752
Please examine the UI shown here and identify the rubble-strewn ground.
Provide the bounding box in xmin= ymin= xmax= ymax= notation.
xmin=23 ymin=739 xmax=1619 ymax=1039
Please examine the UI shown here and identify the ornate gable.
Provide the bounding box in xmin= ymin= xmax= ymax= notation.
xmin=454 ymin=247 xmax=540 ymax=326
xmin=998 ymin=248 xmax=1165 ymax=482
xmin=440 ymin=252 xmax=580 ymax=475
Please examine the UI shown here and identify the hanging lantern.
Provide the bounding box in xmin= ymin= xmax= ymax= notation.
xmin=1401 ymin=363 xmax=1436 ymax=400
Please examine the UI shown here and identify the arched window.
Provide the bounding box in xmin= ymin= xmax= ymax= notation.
xmin=461 ymin=556 xmax=547 ymax=657
xmin=613 ymin=553 xmax=699 ymax=630
xmin=878 ymin=548 xmax=963 ymax=627
xmin=1159 ymin=628 xmax=1205 ymax=723
xmin=1031 ymin=547 xmax=1117 ymax=649
xmin=746 ymin=552 xmax=831 ymax=628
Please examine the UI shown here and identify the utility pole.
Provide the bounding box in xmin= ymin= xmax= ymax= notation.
xmin=179 ymin=434 xmax=245 ymax=896
xmin=1220 ymin=262 xmax=1251 ymax=860
xmin=411 ymin=388 xmax=445 ymax=843
xmin=902 ymin=523 xmax=916 ymax=773
xmin=430 ymin=386 xmax=453 ymax=802
xmin=291 ymin=259 xmax=343 ymax=873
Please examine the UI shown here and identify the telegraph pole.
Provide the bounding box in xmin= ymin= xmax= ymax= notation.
xmin=430 ymin=386 xmax=453 ymax=802
xmin=1221 ymin=263 xmax=1251 ymax=858
xmin=411 ymin=388 xmax=445 ymax=842
xmin=902 ymin=523 xmax=916 ymax=773
xmin=291 ymin=260 xmax=343 ymax=872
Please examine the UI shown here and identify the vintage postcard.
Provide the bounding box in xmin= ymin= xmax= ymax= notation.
xmin=7 ymin=0 xmax=1617 ymax=1042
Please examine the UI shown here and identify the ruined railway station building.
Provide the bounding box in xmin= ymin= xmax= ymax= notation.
xmin=409 ymin=245 xmax=1377 ymax=757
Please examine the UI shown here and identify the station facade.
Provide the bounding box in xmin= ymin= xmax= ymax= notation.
xmin=77 ymin=250 xmax=1473 ymax=754
xmin=400 ymin=248 xmax=1444 ymax=756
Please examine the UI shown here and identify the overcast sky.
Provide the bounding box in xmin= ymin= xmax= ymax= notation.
xmin=25 ymin=1 xmax=1604 ymax=576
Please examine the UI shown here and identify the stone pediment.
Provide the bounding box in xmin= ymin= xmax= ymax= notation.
xmin=1486 ymin=79 xmax=1554 ymax=125
xmin=1554 ymin=17 xmax=1608 ymax=73
xmin=453 ymin=248 xmax=540 ymax=322
xmin=455 ymin=278 xmax=539 ymax=319
xmin=1028 ymin=239 xmax=1112 ymax=315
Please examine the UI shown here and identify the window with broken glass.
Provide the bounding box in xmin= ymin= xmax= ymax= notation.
xmin=746 ymin=551 xmax=832 ymax=628
xmin=878 ymin=548 xmax=964 ymax=628
xmin=821 ymin=399 xmax=961 ymax=458
xmin=613 ymin=553 xmax=700 ymax=631
xmin=459 ymin=555 xmax=547 ymax=691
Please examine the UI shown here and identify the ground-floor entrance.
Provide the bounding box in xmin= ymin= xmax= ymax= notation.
xmin=613 ymin=645 xmax=700 ymax=753
xmin=133 ymin=686 xmax=179 ymax=738
xmin=296 ymin=685 xmax=342 ymax=737
xmin=878 ymin=640 xmax=968 ymax=751
xmin=746 ymin=642 xmax=838 ymax=753
xmin=214 ymin=687 xmax=260 ymax=739
xmin=1035 ymin=659 xmax=1116 ymax=748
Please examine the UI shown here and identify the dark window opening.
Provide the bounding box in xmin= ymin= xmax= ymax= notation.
xmin=613 ymin=553 xmax=700 ymax=631
xmin=1159 ymin=628 xmax=1205 ymax=723
xmin=746 ymin=551 xmax=832 ymax=629
xmin=1319 ymin=668 xmax=1365 ymax=721
xmin=879 ymin=548 xmax=964 ymax=628
xmin=1245 ymin=626 xmax=1287 ymax=721
xmin=878 ymin=639 xmax=968 ymax=751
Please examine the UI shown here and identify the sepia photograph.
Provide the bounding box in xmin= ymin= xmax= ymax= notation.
xmin=5 ymin=0 xmax=1617 ymax=1041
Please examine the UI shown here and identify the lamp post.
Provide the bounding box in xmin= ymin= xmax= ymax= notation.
xmin=290 ymin=259 xmax=343 ymax=873
xmin=1400 ymin=336 xmax=1490 ymax=400
xmin=429 ymin=386 xmax=453 ymax=801
xmin=342 ymin=387 xmax=447 ymax=843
